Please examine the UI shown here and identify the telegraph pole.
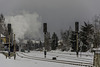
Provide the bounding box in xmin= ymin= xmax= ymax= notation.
xmin=9 ymin=34 xmax=10 ymax=59
xmin=75 ymin=22 xmax=79 ymax=57
xmin=43 ymin=23 xmax=47 ymax=58
xmin=14 ymin=34 xmax=16 ymax=60
xmin=8 ymin=23 xmax=11 ymax=59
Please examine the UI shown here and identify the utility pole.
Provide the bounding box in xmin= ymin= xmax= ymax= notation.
xmin=93 ymin=49 xmax=100 ymax=67
xmin=76 ymin=33 xmax=78 ymax=57
xmin=9 ymin=34 xmax=10 ymax=59
xmin=14 ymin=34 xmax=16 ymax=60
xmin=75 ymin=22 xmax=79 ymax=57
xmin=8 ymin=23 xmax=11 ymax=59
xmin=93 ymin=31 xmax=100 ymax=67
xmin=43 ymin=23 xmax=47 ymax=58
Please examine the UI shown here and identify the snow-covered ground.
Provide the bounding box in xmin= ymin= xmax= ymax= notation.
xmin=20 ymin=51 xmax=93 ymax=62
xmin=0 ymin=51 xmax=93 ymax=67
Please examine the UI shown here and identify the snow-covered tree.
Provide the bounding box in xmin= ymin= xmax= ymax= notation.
xmin=80 ymin=22 xmax=94 ymax=51
xmin=60 ymin=27 xmax=72 ymax=51
xmin=70 ymin=31 xmax=77 ymax=51
xmin=51 ymin=32 xmax=58 ymax=50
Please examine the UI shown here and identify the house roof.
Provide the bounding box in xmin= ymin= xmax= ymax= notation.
xmin=1 ymin=34 xmax=5 ymax=37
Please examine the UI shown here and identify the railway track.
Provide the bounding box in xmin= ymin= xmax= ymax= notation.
xmin=20 ymin=51 xmax=93 ymax=62
xmin=47 ymin=52 xmax=93 ymax=62
xmin=17 ymin=52 xmax=93 ymax=67
xmin=49 ymin=51 xmax=93 ymax=57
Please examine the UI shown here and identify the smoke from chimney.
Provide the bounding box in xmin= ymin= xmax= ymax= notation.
xmin=5 ymin=12 xmax=42 ymax=42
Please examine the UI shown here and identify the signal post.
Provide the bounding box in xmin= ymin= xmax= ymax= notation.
xmin=14 ymin=34 xmax=16 ymax=60
xmin=43 ymin=23 xmax=47 ymax=58
xmin=75 ymin=22 xmax=79 ymax=57
xmin=8 ymin=23 xmax=11 ymax=59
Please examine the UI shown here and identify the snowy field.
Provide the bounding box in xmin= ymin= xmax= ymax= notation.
xmin=19 ymin=51 xmax=93 ymax=63
xmin=0 ymin=51 xmax=93 ymax=67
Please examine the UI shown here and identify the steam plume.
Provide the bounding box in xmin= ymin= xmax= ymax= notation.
xmin=5 ymin=12 xmax=42 ymax=42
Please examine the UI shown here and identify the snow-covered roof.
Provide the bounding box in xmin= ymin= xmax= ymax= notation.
xmin=35 ymin=41 xmax=40 ymax=43
xmin=32 ymin=40 xmax=40 ymax=43
xmin=93 ymin=48 xmax=100 ymax=51
xmin=92 ymin=48 xmax=100 ymax=53
xmin=1 ymin=34 xmax=5 ymax=37
xmin=22 ymin=40 xmax=27 ymax=44
xmin=21 ymin=40 xmax=41 ymax=44
xmin=31 ymin=40 xmax=35 ymax=43
xmin=58 ymin=40 xmax=63 ymax=43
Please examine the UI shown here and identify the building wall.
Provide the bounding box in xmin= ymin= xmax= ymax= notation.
xmin=1 ymin=37 xmax=6 ymax=44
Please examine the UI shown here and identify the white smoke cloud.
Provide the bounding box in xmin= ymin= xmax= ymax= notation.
xmin=5 ymin=12 xmax=42 ymax=42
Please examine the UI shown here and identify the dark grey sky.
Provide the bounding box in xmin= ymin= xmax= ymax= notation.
xmin=0 ymin=0 xmax=100 ymax=36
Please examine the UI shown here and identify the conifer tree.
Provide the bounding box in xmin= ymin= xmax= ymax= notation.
xmin=80 ymin=22 xmax=94 ymax=51
xmin=51 ymin=32 xmax=58 ymax=50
